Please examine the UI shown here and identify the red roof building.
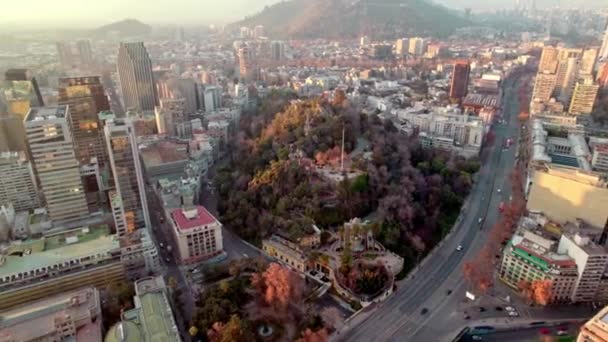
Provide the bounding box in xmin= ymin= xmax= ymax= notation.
xmin=169 ymin=206 xmax=223 ymax=264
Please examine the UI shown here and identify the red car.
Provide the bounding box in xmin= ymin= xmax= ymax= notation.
xmin=499 ymin=202 xmax=505 ymax=213
xmin=539 ymin=328 xmax=550 ymax=335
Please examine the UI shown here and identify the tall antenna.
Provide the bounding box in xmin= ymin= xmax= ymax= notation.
xmin=341 ymin=124 xmax=345 ymax=171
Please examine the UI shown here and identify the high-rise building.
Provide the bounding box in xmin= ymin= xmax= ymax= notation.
xmin=104 ymin=118 xmax=151 ymax=236
xmin=271 ymin=41 xmax=285 ymax=61
xmin=76 ymin=39 xmax=95 ymax=69
xmin=0 ymin=152 xmax=40 ymax=212
xmin=56 ymin=41 xmax=75 ymax=69
xmin=600 ymin=25 xmax=608 ymax=61
xmin=569 ymin=77 xmax=600 ymax=115
xmin=175 ymin=78 xmax=197 ymax=114
xmin=539 ymin=46 xmax=559 ymax=73
xmin=58 ymin=76 xmax=110 ymax=166
xmin=598 ymin=63 xmax=608 ymax=94
xmin=408 ymin=37 xmax=427 ymax=56
xmin=580 ymin=48 xmax=599 ymax=76
xmin=3 ymin=69 xmax=44 ymax=119
xmin=554 ymin=48 xmax=582 ymax=104
xmin=532 ymin=71 xmax=558 ymax=102
xmin=579 ymin=304 xmax=608 ymax=341
xmin=238 ymin=46 xmax=258 ymax=83
xmin=117 ymin=42 xmax=157 ymax=111
xmin=154 ymin=98 xmax=187 ymax=137
xmin=25 ymin=106 xmax=89 ymax=223
xmin=449 ymin=61 xmax=471 ymax=101
xmin=203 ymin=86 xmax=222 ymax=113
xmin=395 ymin=38 xmax=408 ymax=56
xmin=0 ymin=113 xmax=28 ymax=155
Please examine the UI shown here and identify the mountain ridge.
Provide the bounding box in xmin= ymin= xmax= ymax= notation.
xmin=234 ymin=0 xmax=472 ymax=39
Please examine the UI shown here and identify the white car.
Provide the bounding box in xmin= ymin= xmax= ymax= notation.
xmin=497 ymin=188 xmax=502 ymax=193
xmin=557 ymin=330 xmax=568 ymax=336
xmin=456 ymin=245 xmax=463 ymax=251
xmin=508 ymin=311 xmax=519 ymax=317
xmin=505 ymin=306 xmax=515 ymax=312
xmin=478 ymin=218 xmax=483 ymax=224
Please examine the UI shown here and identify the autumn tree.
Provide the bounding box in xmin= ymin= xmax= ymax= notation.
xmin=531 ymin=280 xmax=552 ymax=306
xmin=207 ymin=315 xmax=255 ymax=342
xmin=297 ymin=328 xmax=329 ymax=342
xmin=251 ymin=263 xmax=304 ymax=312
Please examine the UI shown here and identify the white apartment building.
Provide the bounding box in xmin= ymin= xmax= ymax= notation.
xmin=558 ymin=233 xmax=608 ymax=303
xmin=168 ymin=206 xmax=223 ymax=265
xmin=25 ymin=106 xmax=89 ymax=223
xmin=395 ymin=108 xmax=485 ymax=158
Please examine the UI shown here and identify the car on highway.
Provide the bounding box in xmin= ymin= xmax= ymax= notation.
xmin=508 ymin=311 xmax=519 ymax=317
xmin=557 ymin=330 xmax=568 ymax=336
xmin=478 ymin=218 xmax=483 ymax=224
xmin=456 ymin=245 xmax=463 ymax=251
xmin=497 ymin=188 xmax=502 ymax=193
xmin=505 ymin=306 xmax=515 ymax=312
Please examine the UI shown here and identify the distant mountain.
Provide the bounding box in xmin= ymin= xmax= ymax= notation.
xmin=234 ymin=0 xmax=471 ymax=39
xmin=95 ymin=19 xmax=151 ymax=37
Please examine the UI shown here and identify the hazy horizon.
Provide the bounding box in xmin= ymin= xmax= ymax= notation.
xmin=1 ymin=0 xmax=605 ymax=30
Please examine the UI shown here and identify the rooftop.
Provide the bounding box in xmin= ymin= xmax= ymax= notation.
xmin=171 ymin=206 xmax=217 ymax=231
xmin=25 ymin=105 xmax=68 ymax=122
xmin=0 ymin=287 xmax=101 ymax=341
xmin=0 ymin=226 xmax=117 ymax=278
xmin=105 ymin=277 xmax=180 ymax=342
xmin=140 ymin=141 xmax=189 ymax=167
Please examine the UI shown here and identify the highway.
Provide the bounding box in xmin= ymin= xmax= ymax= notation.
xmin=338 ymin=76 xmax=524 ymax=342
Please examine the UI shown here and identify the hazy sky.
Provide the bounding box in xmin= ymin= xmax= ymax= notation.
xmin=0 ymin=0 xmax=279 ymax=28
xmin=1 ymin=0 xmax=605 ymax=29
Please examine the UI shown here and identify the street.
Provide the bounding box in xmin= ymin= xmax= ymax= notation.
xmin=338 ymin=77 xmax=528 ymax=342
xmin=144 ymin=155 xmax=263 ymax=339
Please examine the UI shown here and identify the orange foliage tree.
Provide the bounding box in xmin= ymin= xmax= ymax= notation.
xmin=251 ymin=263 xmax=304 ymax=312
xmin=296 ymin=328 xmax=329 ymax=342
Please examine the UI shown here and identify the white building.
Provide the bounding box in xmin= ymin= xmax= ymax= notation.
xmin=25 ymin=106 xmax=88 ymax=223
xmin=557 ymin=233 xmax=608 ymax=303
xmin=408 ymin=37 xmax=427 ymax=56
xmin=168 ymin=206 xmax=223 ymax=265
xmin=395 ymin=107 xmax=485 ymax=158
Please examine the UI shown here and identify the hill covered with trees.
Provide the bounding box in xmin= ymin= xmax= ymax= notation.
xmin=216 ymin=91 xmax=479 ymax=268
xmin=234 ymin=0 xmax=471 ymax=39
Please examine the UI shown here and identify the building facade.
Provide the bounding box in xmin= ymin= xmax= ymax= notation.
xmin=58 ymin=76 xmax=110 ymax=166
xmin=117 ymin=42 xmax=157 ymax=111
xmin=168 ymin=206 xmax=223 ymax=264
xmin=0 ymin=152 xmax=40 ymax=212
xmin=569 ymin=77 xmax=600 ymax=115
xmin=105 ymin=119 xmax=151 ymax=236
xmin=25 ymin=106 xmax=89 ymax=222
xmin=450 ymin=61 xmax=471 ymax=101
